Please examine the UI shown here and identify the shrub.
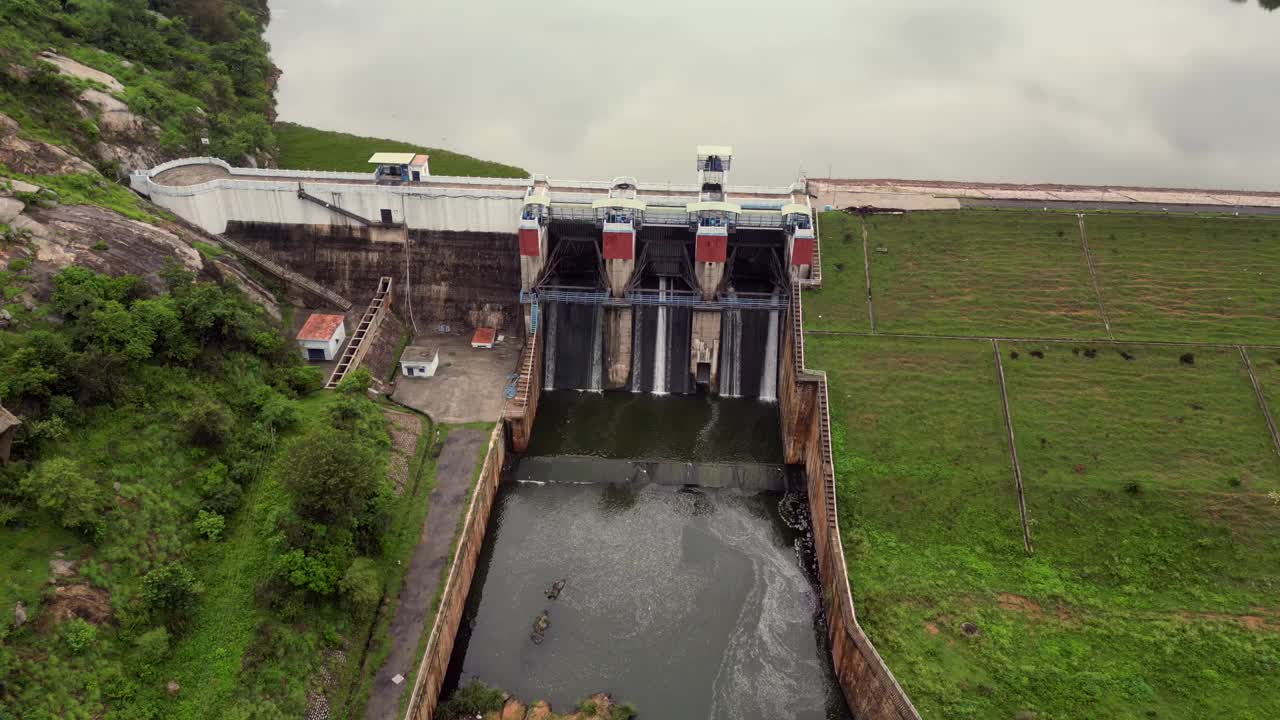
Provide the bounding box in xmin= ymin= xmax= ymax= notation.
xmin=613 ymin=702 xmax=638 ymax=720
xmin=141 ymin=562 xmax=202 ymax=629
xmin=273 ymin=365 xmax=323 ymax=396
xmin=133 ymin=626 xmax=171 ymax=666
xmin=62 ymin=618 xmax=98 ymax=654
xmin=577 ymin=699 xmax=598 ymax=715
xmin=20 ymin=457 xmax=104 ymax=532
xmin=181 ymin=398 xmax=234 ymax=449
xmin=196 ymin=462 xmax=243 ymax=514
xmin=256 ymin=395 xmax=299 ymax=434
xmin=276 ymin=544 xmax=349 ymax=595
xmin=436 ymin=681 xmax=505 ymax=720
xmin=335 ymin=368 xmax=371 ymax=395
xmin=340 ymin=557 xmax=382 ymax=611
xmin=275 ymin=427 xmax=383 ymax=526
xmin=195 ymin=509 xmax=225 ymax=540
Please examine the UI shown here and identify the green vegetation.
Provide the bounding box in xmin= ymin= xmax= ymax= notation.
xmin=0 ymin=267 xmax=453 ymax=719
xmin=811 ymin=210 xmax=1104 ymax=336
xmin=1088 ymin=214 xmax=1280 ymax=342
xmin=2 ymin=166 xmax=156 ymax=221
xmin=807 ymin=209 xmax=1280 ymax=717
xmin=809 ymin=331 xmax=1280 ymax=719
xmin=0 ymin=0 xmax=276 ymax=163
xmin=810 ymin=209 xmax=1280 ymax=343
xmin=805 ymin=212 xmax=870 ymax=332
xmin=274 ymin=122 xmax=529 ymax=178
xmin=436 ymin=680 xmax=506 ymax=720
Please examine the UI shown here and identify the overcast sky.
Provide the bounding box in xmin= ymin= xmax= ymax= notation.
xmin=266 ymin=0 xmax=1280 ymax=188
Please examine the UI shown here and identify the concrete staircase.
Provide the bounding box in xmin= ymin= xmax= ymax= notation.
xmin=325 ymin=276 xmax=392 ymax=389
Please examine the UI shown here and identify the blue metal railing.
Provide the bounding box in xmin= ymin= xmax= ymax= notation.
xmin=520 ymin=288 xmax=786 ymax=311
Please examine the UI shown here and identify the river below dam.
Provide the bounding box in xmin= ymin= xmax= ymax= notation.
xmin=443 ymin=392 xmax=851 ymax=719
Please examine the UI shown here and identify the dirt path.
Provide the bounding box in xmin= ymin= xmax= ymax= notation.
xmin=364 ymin=427 xmax=488 ymax=720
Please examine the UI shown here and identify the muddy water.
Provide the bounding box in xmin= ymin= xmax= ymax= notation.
xmin=443 ymin=392 xmax=850 ymax=719
xmin=445 ymin=481 xmax=850 ymax=720
xmin=526 ymin=390 xmax=783 ymax=463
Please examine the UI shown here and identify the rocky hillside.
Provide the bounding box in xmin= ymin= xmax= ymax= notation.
xmin=0 ymin=0 xmax=284 ymax=320
xmin=1 ymin=0 xmax=276 ymax=176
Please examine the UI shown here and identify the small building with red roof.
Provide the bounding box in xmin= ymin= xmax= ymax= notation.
xmin=296 ymin=313 xmax=347 ymax=361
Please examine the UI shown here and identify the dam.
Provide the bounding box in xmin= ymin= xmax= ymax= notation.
xmin=131 ymin=148 xmax=815 ymax=406
xmin=132 ymin=148 xmax=918 ymax=720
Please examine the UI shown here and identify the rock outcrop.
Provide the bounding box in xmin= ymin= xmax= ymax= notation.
xmin=0 ymin=112 xmax=96 ymax=176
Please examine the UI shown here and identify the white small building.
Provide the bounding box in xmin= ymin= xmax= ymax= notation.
xmin=399 ymin=345 xmax=440 ymax=378
xmin=369 ymin=152 xmax=430 ymax=183
xmin=296 ymin=313 xmax=346 ymax=361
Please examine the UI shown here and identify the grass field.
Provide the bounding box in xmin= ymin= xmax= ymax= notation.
xmin=810 ymin=209 xmax=1280 ymax=344
xmin=810 ymin=211 xmax=1106 ymax=337
xmin=274 ymin=123 xmax=528 ymax=178
xmin=805 ymin=212 xmax=871 ymax=332
xmin=1087 ymin=215 xmax=1280 ymax=343
xmin=808 ymin=333 xmax=1280 ymax=719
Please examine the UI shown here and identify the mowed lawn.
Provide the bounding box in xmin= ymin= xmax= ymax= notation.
xmin=810 ymin=334 xmax=1280 ymax=720
xmin=805 ymin=212 xmax=871 ymax=332
xmin=1087 ymin=214 xmax=1280 ymax=343
xmin=859 ymin=211 xmax=1106 ymax=337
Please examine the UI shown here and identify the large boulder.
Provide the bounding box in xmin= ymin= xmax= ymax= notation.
xmin=0 ymin=196 xmax=22 ymax=224
xmin=37 ymin=51 xmax=124 ymax=92
xmin=0 ymin=112 xmax=96 ymax=176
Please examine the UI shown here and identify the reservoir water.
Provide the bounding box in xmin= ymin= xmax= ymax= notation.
xmin=443 ymin=393 xmax=851 ymax=719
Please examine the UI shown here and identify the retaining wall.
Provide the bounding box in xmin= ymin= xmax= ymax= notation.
xmin=781 ymin=283 xmax=922 ymax=720
xmin=404 ymin=422 xmax=507 ymax=720
xmin=227 ymin=221 xmax=522 ymax=331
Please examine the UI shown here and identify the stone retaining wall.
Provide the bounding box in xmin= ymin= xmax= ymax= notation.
xmin=403 ymin=422 xmax=506 ymax=720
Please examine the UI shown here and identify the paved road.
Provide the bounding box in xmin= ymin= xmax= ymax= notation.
xmin=364 ymin=427 xmax=488 ymax=720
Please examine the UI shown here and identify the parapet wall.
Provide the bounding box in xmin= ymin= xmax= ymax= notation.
xmin=404 ymin=422 xmax=507 ymax=720
xmin=781 ymin=282 xmax=922 ymax=720
xmin=134 ymin=158 xmax=525 ymax=235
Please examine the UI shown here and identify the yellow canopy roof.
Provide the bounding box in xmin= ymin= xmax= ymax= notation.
xmin=781 ymin=203 xmax=812 ymax=216
xmin=696 ymin=145 xmax=734 ymax=158
xmin=367 ymin=152 xmax=417 ymax=165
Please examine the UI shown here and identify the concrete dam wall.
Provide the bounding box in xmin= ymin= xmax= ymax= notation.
xmin=225 ymin=221 xmax=522 ymax=331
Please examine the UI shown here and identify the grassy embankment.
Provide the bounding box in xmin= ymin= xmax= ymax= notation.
xmin=274 ymin=122 xmax=528 ymax=178
xmin=809 ymin=210 xmax=1280 ymax=344
xmin=810 ymin=334 xmax=1280 ymax=720
xmin=806 ymin=208 xmax=1280 ymax=719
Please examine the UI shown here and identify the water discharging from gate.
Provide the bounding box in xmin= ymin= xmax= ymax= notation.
xmin=444 ymin=392 xmax=852 ymax=720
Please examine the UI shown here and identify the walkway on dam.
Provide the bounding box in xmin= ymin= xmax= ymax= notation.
xmin=365 ymin=427 xmax=488 ymax=720
xmin=809 ymin=178 xmax=1280 ymax=213
xmin=146 ymin=159 xmax=798 ymax=200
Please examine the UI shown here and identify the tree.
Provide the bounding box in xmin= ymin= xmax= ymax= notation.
xmin=181 ymin=398 xmax=234 ymax=449
xmin=85 ymin=300 xmax=155 ymax=362
xmin=141 ymin=562 xmax=202 ymax=629
xmin=0 ymin=331 xmax=77 ymax=402
xmin=274 ymin=427 xmax=383 ymax=526
xmin=20 ymin=458 xmax=104 ymax=532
